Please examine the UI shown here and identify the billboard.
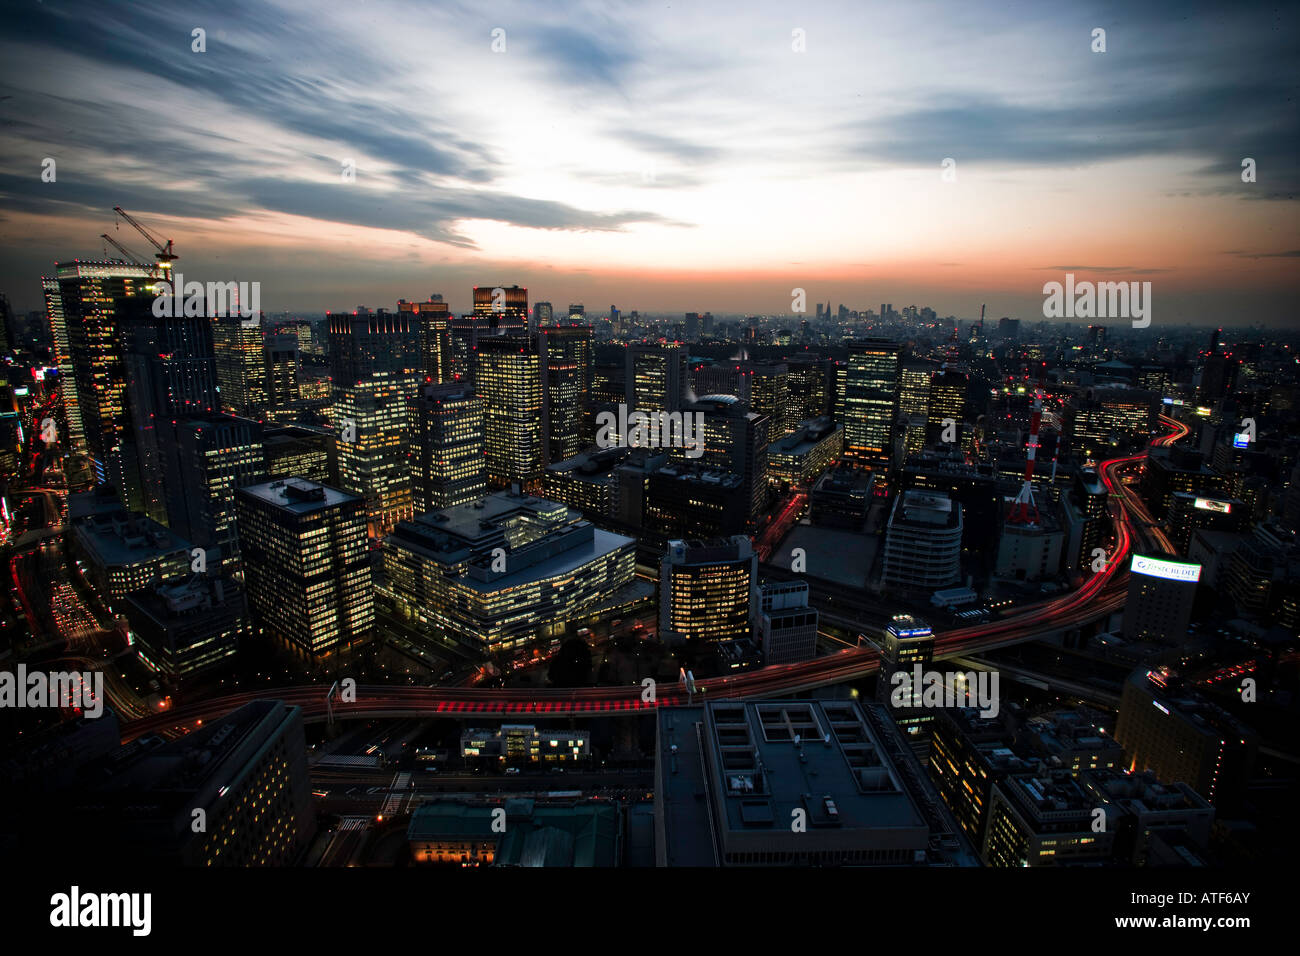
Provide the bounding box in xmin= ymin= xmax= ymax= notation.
xmin=1193 ymin=497 xmax=1231 ymax=513
xmin=1131 ymin=554 xmax=1202 ymax=583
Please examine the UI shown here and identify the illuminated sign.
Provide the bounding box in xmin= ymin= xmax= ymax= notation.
xmin=1195 ymin=406 xmax=1212 ymax=417
xmin=1233 ymin=434 xmax=1250 ymax=449
xmin=893 ymin=628 xmax=932 ymax=639
xmin=1153 ymin=701 xmax=1170 ymax=715
xmin=13 ymin=387 xmax=27 ymax=396
xmin=1131 ymin=554 xmax=1202 ymax=583
xmin=1193 ymin=497 xmax=1231 ymax=514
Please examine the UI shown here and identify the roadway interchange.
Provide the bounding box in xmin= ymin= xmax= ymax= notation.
xmin=121 ymin=416 xmax=1190 ymax=743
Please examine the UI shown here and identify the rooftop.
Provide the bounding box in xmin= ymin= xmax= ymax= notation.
xmin=237 ymin=477 xmax=360 ymax=514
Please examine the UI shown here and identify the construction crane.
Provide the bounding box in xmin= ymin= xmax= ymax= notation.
xmin=98 ymin=233 xmax=145 ymax=266
xmin=112 ymin=206 xmax=177 ymax=276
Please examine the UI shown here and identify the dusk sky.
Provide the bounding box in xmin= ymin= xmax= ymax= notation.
xmin=1 ymin=0 xmax=1296 ymax=324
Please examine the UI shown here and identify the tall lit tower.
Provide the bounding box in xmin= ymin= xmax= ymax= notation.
xmin=474 ymin=335 xmax=543 ymax=489
xmin=1006 ymin=366 xmax=1047 ymax=526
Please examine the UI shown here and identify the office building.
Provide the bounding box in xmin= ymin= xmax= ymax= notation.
xmin=1140 ymin=446 xmax=1232 ymax=518
xmin=1019 ymin=709 xmax=1125 ymax=777
xmin=1063 ymin=469 xmax=1108 ymax=574
xmin=844 ymin=339 xmax=900 ymax=476
xmin=757 ymin=581 xmax=818 ymax=665
xmin=52 ymin=260 xmax=159 ymax=500
xmin=413 ymin=382 xmax=487 ymax=512
xmin=42 ymin=274 xmax=87 ymax=454
xmin=262 ymin=427 xmax=330 ymax=483
xmin=170 ymin=413 xmax=265 ymax=568
xmin=212 ymin=314 xmax=266 ymax=418
xmin=996 ymin=510 xmax=1064 ymax=582
xmin=1080 ymin=770 xmax=1215 ymax=866
xmin=473 ymin=284 xmax=528 ymax=332
xmin=50 ymin=700 xmax=313 ymax=866
xmin=538 ymin=324 xmax=592 ymax=462
xmin=748 ymin=363 xmax=790 ymax=435
xmin=929 ymin=707 xmax=1032 ymax=848
xmin=767 ymin=417 xmax=841 ymax=487
xmin=235 ymin=478 xmax=373 ymax=658
xmin=71 ymin=508 xmax=191 ymax=603
xmin=543 ymin=445 xmax=628 ymax=520
xmin=475 ymin=335 xmax=544 ymax=489
xmin=655 ymin=699 xmax=977 ymax=866
xmin=927 ymin=366 xmax=967 ymax=433
xmin=328 ymin=307 xmax=419 ymax=386
xmin=1223 ymin=522 xmax=1300 ymax=625
xmin=383 ymin=490 xmax=641 ymax=655
xmin=398 ymin=297 xmax=453 ymax=383
xmin=461 ymin=725 xmax=591 ymax=766
xmin=1166 ymin=491 xmax=1247 ymax=555
xmin=680 ymin=395 xmax=771 ymax=522
xmin=897 ymin=450 xmax=1000 ymax=546
xmin=1123 ymin=553 xmax=1200 ymax=644
xmin=1114 ymin=667 xmax=1258 ymax=810
xmin=658 ymin=537 xmax=756 ymax=646
xmin=264 ymin=332 xmax=300 ymax=412
xmin=626 ymin=343 xmax=689 ymax=414
xmin=899 ymin=359 xmax=936 ymax=420
xmin=123 ymin=576 xmax=250 ymax=683
xmin=644 ymin=464 xmax=748 ymax=540
xmin=335 ymin=371 xmax=420 ymax=536
xmin=785 ymin=354 xmax=829 ymax=422
xmin=983 ymin=768 xmax=1116 ymax=866
xmin=882 ymin=490 xmax=963 ymax=592
xmin=876 ymin=615 xmax=936 ymax=745
xmin=121 ymin=307 xmax=221 ymax=524
xmin=809 ymin=464 xmax=873 ymax=529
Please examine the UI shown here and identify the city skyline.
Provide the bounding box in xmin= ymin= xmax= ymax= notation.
xmin=0 ymin=0 xmax=1297 ymax=323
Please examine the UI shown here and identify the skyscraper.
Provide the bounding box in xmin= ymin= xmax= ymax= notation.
xmin=844 ymin=338 xmax=900 ymax=475
xmin=235 ymin=478 xmax=373 ymax=658
xmin=328 ymin=307 xmax=419 ymax=386
xmin=413 ymin=382 xmax=487 ymax=511
xmin=899 ymin=359 xmax=935 ymax=420
xmin=171 ymin=414 xmax=265 ymax=568
xmin=53 ymin=259 xmax=159 ymax=499
xmin=658 ymin=537 xmax=756 ymax=646
xmin=747 ymin=363 xmax=791 ymax=435
xmin=398 ymin=297 xmax=452 ymax=384
xmin=928 ymin=366 xmax=968 ymax=437
xmin=533 ymin=301 xmax=554 ymax=327
xmin=264 ymin=332 xmax=300 ymax=413
xmin=681 ymin=395 xmax=772 ymax=522
xmin=121 ymin=306 xmax=221 ymax=523
xmin=335 ymin=371 xmax=420 ymax=536
xmin=684 ymin=312 xmax=700 ymax=341
xmin=212 ymin=314 xmax=266 ymax=418
xmin=473 ymin=285 xmax=528 ymax=332
xmin=786 ymin=353 xmax=829 ymax=423
xmin=475 ymin=335 xmax=543 ymax=489
xmin=538 ymin=324 xmax=592 ymax=462
xmin=42 ymin=274 xmax=87 ymax=455
xmin=626 ymin=343 xmax=689 ymax=415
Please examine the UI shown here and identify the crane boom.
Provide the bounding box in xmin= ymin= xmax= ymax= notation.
xmin=112 ymin=206 xmax=177 ymax=271
xmin=99 ymin=233 xmax=145 ymax=266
